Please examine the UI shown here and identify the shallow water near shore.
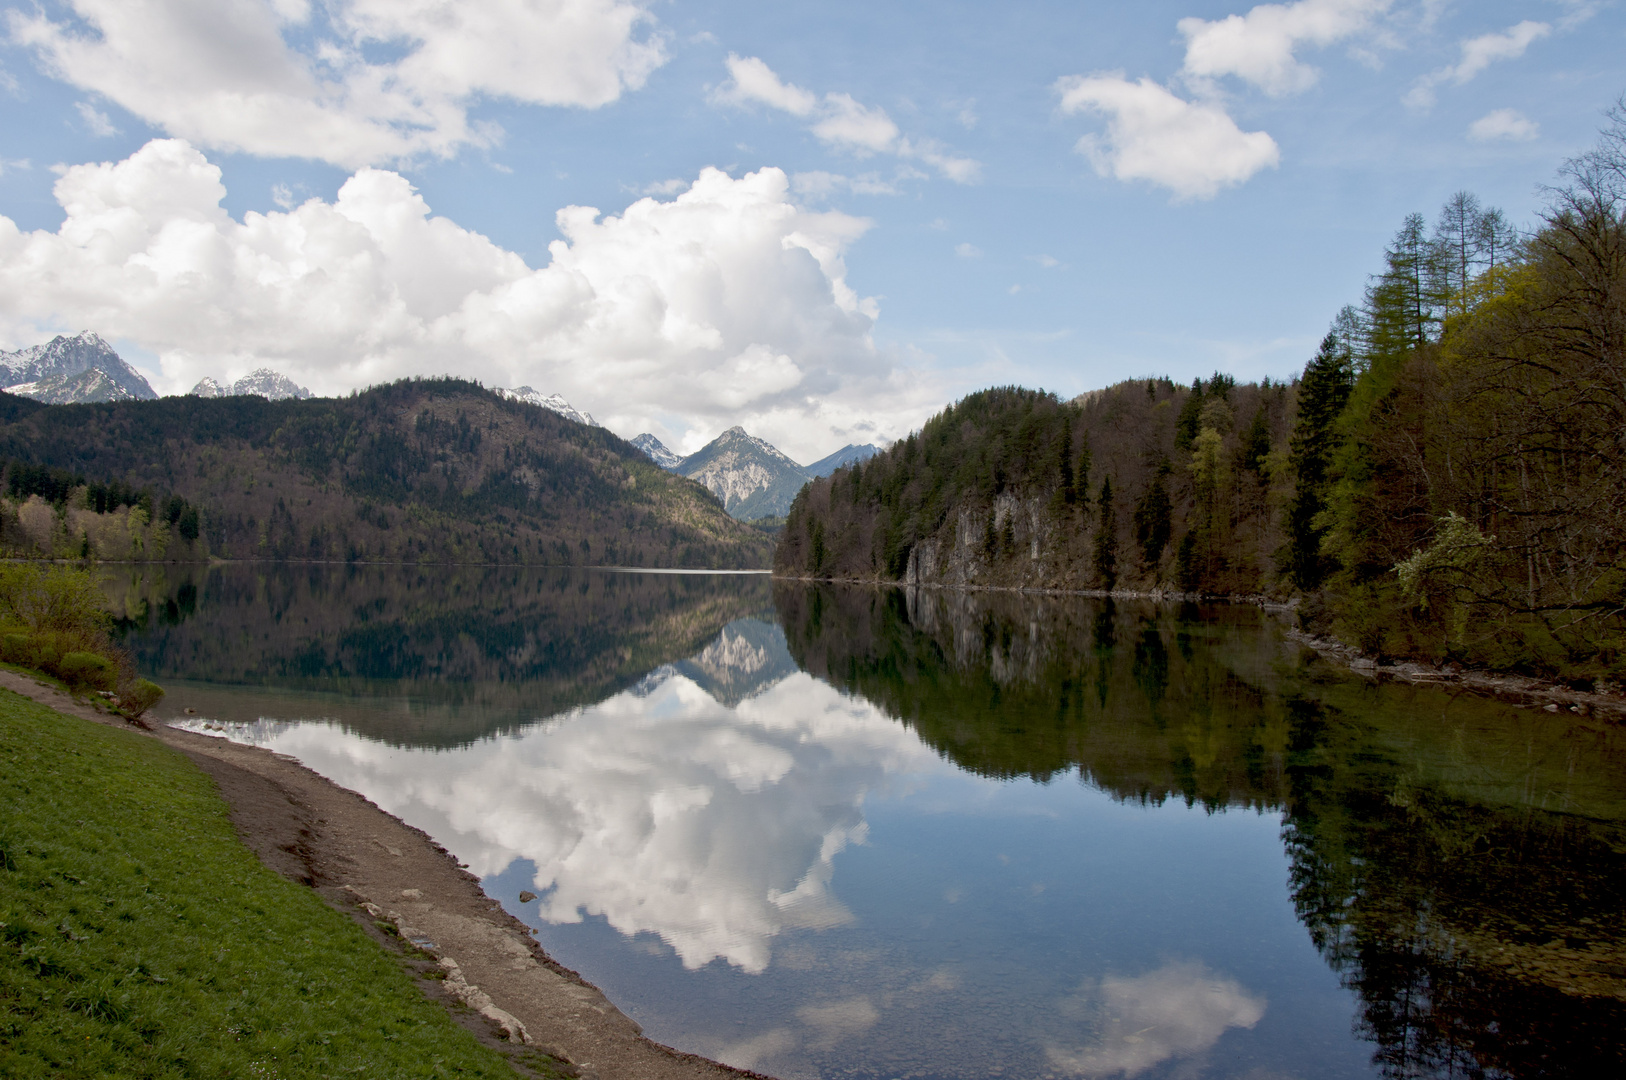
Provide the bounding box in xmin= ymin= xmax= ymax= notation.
xmin=111 ymin=563 xmax=1626 ymax=1079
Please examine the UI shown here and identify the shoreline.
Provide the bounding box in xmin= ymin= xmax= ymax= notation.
xmin=771 ymin=573 xmax=1626 ymax=721
xmin=0 ymin=669 xmax=770 ymax=1080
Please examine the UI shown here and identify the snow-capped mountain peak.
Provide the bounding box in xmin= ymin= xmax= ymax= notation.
xmin=189 ymin=369 xmax=313 ymax=400
xmin=498 ymin=387 xmax=598 ymax=427
xmin=0 ymin=331 xmax=158 ymax=403
xmin=631 ymin=433 xmax=681 ymax=468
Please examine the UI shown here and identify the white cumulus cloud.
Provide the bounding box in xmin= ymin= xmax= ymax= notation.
xmin=1056 ymin=74 xmax=1279 ymax=201
xmin=1404 ymin=20 xmax=1551 ymax=110
xmin=10 ymin=0 xmax=667 ymax=168
xmin=1468 ymin=107 xmax=1539 ymax=142
xmin=0 ymin=138 xmax=946 ymax=461
xmin=714 ymin=55 xmax=979 ymax=184
xmin=1178 ymin=0 xmax=1391 ymax=96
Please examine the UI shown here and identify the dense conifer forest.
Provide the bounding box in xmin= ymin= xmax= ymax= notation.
xmin=778 ymin=111 xmax=1626 ymax=682
xmin=0 ymin=378 xmax=773 ymax=568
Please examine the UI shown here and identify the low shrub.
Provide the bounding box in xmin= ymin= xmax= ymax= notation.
xmin=0 ymin=631 xmax=30 ymax=666
xmin=58 ymin=650 xmax=118 ymax=693
xmin=119 ymin=678 xmax=165 ymax=717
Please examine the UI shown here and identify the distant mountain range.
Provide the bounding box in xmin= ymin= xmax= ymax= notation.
xmin=0 ymin=332 xmax=158 ymax=403
xmin=0 ymin=333 xmax=876 ymax=527
xmin=631 ymin=429 xmax=881 ymax=521
xmin=191 ymin=370 xmax=313 ymax=400
xmin=0 ymin=378 xmax=773 ymax=569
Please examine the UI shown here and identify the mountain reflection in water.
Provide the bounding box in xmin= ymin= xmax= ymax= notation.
xmin=118 ymin=567 xmax=1626 ymax=1079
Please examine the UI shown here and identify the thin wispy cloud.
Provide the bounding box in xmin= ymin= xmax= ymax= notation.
xmin=74 ymin=101 xmax=118 ymax=137
xmin=714 ymin=54 xmax=980 ymax=183
xmin=1468 ymin=108 xmax=1539 ymax=142
xmin=792 ymin=171 xmax=903 ymax=199
xmin=1404 ymin=20 xmax=1551 ymax=110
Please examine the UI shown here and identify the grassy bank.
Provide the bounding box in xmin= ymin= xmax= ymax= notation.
xmin=0 ymin=691 xmax=523 ymax=1078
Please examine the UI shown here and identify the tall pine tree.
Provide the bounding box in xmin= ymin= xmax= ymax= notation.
xmin=1284 ymin=328 xmax=1355 ymax=589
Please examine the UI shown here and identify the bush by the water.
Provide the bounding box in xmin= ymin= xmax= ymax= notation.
xmin=0 ymin=563 xmax=163 ymax=714
xmin=0 ymin=692 xmax=525 ymax=1078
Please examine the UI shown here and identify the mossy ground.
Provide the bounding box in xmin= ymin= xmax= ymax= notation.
xmin=0 ymin=689 xmax=527 ymax=1078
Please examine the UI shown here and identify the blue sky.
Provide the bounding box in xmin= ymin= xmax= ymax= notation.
xmin=0 ymin=0 xmax=1618 ymax=460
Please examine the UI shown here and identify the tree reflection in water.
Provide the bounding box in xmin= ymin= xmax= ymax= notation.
xmin=776 ymin=582 xmax=1626 ymax=1079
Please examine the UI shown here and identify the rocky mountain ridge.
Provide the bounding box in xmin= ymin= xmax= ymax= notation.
xmin=806 ymin=443 xmax=881 ymax=479
xmin=497 ymin=387 xmax=597 ymax=427
xmin=0 ymin=332 xmax=158 ymax=403
xmin=189 ymin=369 xmax=314 ymax=400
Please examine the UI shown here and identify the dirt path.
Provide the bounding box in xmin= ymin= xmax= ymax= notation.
xmin=0 ymin=670 xmax=769 ymax=1080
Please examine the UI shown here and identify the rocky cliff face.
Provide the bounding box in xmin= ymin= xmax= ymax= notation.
xmin=0 ymin=332 xmax=158 ymax=403
xmin=901 ymin=491 xmax=1052 ymax=588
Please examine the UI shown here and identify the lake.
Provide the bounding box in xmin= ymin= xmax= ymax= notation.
xmin=107 ymin=563 xmax=1626 ymax=1079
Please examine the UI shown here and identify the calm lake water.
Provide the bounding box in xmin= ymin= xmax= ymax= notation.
xmin=107 ymin=564 xmax=1626 ymax=1080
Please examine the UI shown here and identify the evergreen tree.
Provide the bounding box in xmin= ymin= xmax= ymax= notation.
xmin=1241 ymin=406 xmax=1272 ymax=475
xmin=1285 ymin=329 xmax=1355 ymax=589
xmin=1093 ymin=477 xmax=1118 ymax=590
xmin=1174 ymin=379 xmax=1204 ymax=450
xmin=1055 ymin=424 xmax=1076 ymax=504
xmin=1133 ymin=461 xmax=1172 ymax=571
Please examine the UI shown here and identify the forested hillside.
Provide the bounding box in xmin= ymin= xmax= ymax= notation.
xmin=0 ymin=378 xmax=772 ymax=568
xmin=779 ymin=112 xmax=1626 ymax=681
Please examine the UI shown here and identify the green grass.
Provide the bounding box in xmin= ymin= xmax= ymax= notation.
xmin=0 ymin=689 xmax=524 ymax=1079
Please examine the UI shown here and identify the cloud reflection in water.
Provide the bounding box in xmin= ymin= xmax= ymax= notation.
xmin=182 ymin=666 xmax=943 ymax=973
xmin=1047 ymin=959 xmax=1266 ymax=1078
